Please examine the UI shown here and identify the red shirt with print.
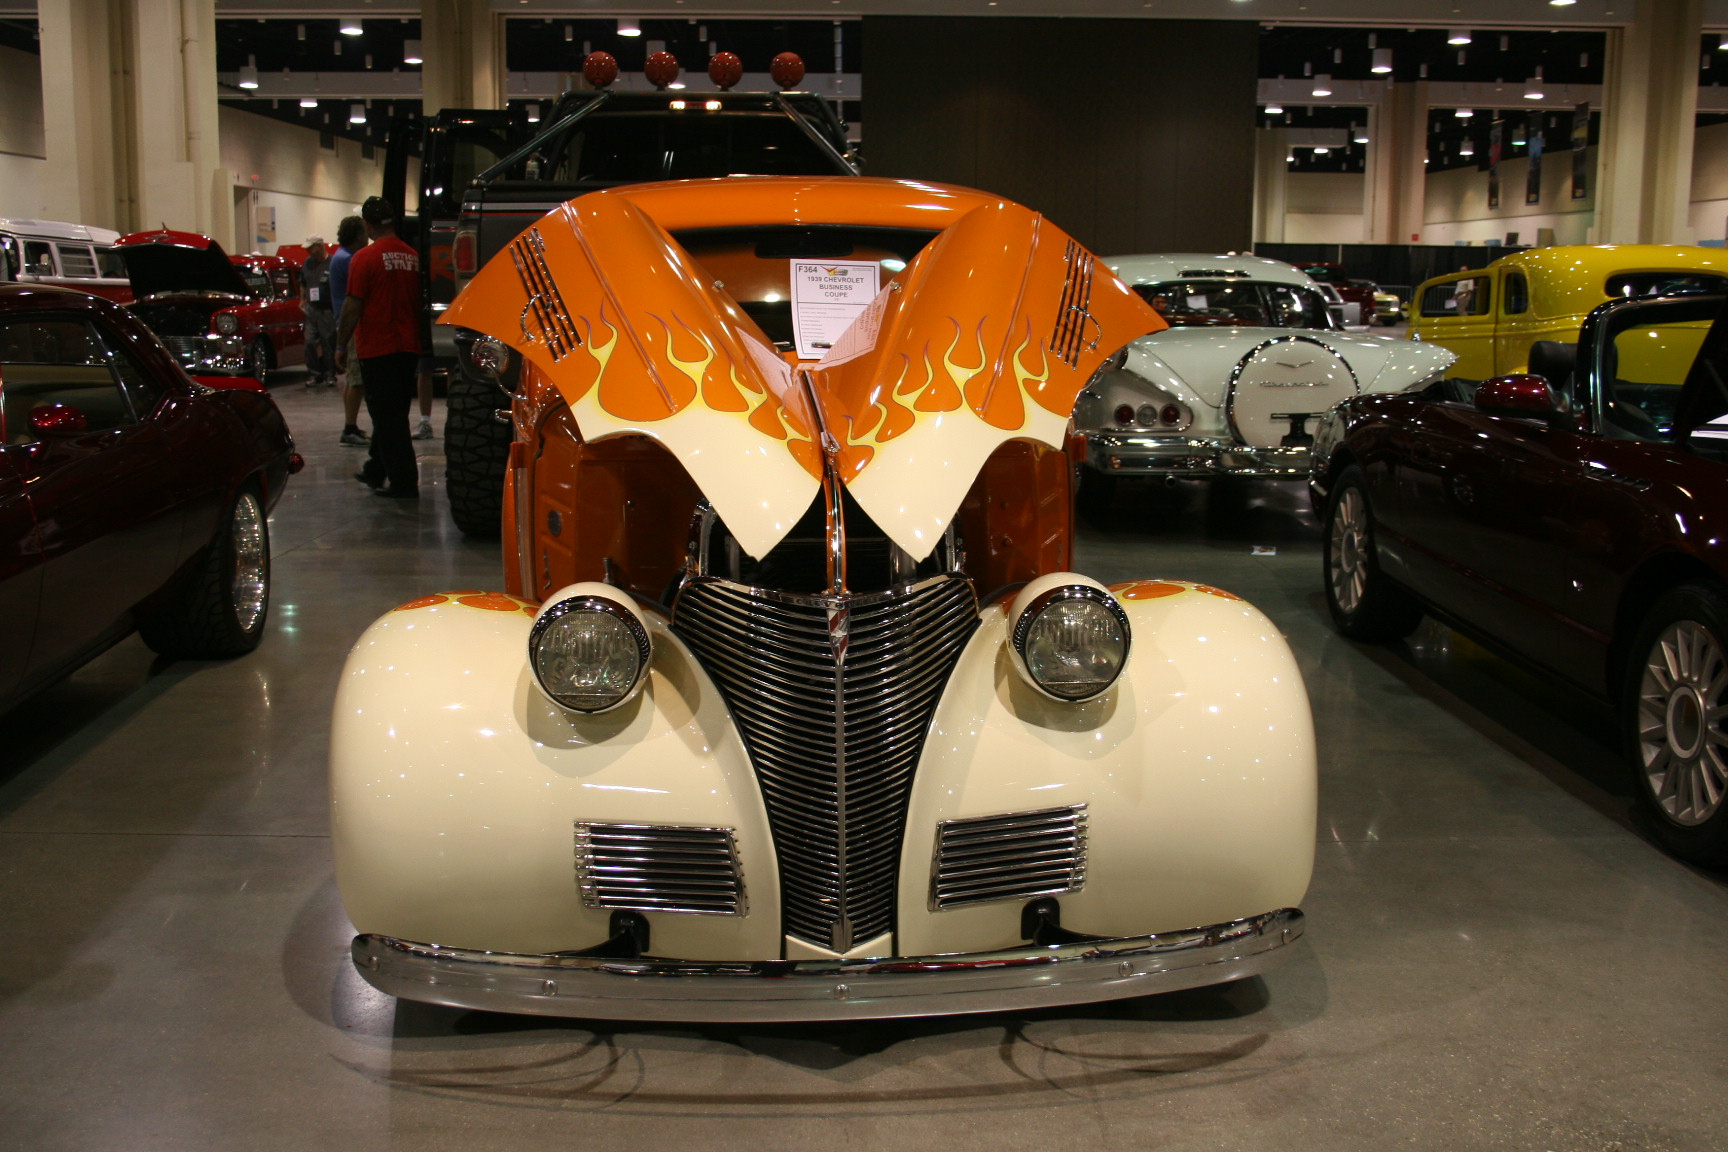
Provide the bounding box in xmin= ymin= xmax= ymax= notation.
xmin=345 ymin=234 xmax=422 ymax=358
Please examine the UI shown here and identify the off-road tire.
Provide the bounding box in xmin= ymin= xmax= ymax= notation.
xmin=1623 ymin=583 xmax=1728 ymax=868
xmin=1323 ymin=465 xmax=1422 ymax=642
xmin=137 ymin=485 xmax=270 ymax=659
xmin=444 ymin=373 xmax=513 ymax=539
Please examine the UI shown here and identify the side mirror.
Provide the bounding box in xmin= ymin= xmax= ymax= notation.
xmin=1474 ymin=375 xmax=1571 ymax=428
xmin=28 ymin=402 xmax=89 ymax=437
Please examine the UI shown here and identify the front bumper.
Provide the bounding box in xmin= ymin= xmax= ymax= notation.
xmin=1086 ymin=431 xmax=1312 ymax=479
xmin=351 ymin=907 xmax=1304 ymax=1022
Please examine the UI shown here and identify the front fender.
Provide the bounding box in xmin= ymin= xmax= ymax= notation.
xmin=329 ymin=590 xmax=780 ymax=959
xmin=895 ymin=580 xmax=1316 ymax=956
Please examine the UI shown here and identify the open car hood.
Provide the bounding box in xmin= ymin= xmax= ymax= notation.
xmin=114 ymin=229 xmax=252 ymax=300
xmin=443 ymin=177 xmax=1162 ymax=559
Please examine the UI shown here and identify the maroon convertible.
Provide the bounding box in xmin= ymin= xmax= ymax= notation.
xmin=1311 ymin=293 xmax=1728 ymax=867
xmin=0 ymin=284 xmax=299 ymax=712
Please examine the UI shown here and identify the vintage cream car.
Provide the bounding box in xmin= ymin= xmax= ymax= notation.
xmin=1411 ymin=244 xmax=1728 ymax=382
xmin=1074 ymin=253 xmax=1454 ymax=494
xmin=331 ymin=178 xmax=1316 ymax=1021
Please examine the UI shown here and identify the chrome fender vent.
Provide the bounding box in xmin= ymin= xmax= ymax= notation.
xmin=931 ymin=804 xmax=1088 ymax=910
xmin=574 ymin=822 xmax=745 ymax=915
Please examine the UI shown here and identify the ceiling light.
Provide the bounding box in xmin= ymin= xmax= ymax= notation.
xmin=618 ymin=18 xmax=641 ymax=36
xmin=1354 ymin=127 xmax=1370 ymax=143
xmin=1312 ymin=73 xmax=1333 ymax=96
xmin=300 ymin=97 xmax=319 ymax=108
xmin=1448 ymin=29 xmax=1472 ymax=45
xmin=340 ymin=16 xmax=362 ymax=35
xmin=1525 ymin=67 xmax=1545 ymax=99
xmin=1456 ymin=107 xmax=1473 ymax=118
xmin=1314 ymin=146 xmax=1331 ymax=155
xmin=1550 ymin=0 xmax=1576 ymax=6
xmin=1371 ymin=48 xmax=1392 ymax=74
xmin=526 ymin=103 xmax=540 ymax=123
xmin=238 ymin=55 xmax=258 ymax=89
xmin=1264 ymin=103 xmax=1284 ymax=115
xmin=1460 ymin=139 xmax=1475 ymax=157
xmin=1512 ymin=126 xmax=1528 ymax=145
xmin=403 ymin=39 xmax=422 ymax=65
xmin=349 ymin=102 xmax=367 ymax=124
xmin=296 ymin=23 xmax=305 ymax=40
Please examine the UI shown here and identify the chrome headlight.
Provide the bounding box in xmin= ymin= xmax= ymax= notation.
xmin=1010 ymin=582 xmax=1131 ymax=701
xmin=529 ymin=593 xmax=651 ymax=713
xmin=214 ymin=313 xmax=239 ymax=336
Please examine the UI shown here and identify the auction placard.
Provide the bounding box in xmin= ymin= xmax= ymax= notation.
xmin=790 ymin=260 xmax=880 ymax=360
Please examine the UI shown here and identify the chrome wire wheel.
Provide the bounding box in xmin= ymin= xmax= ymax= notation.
xmin=230 ymin=492 xmax=268 ymax=634
xmin=1329 ymin=486 xmax=1370 ymax=616
xmin=1636 ymin=620 xmax=1728 ymax=827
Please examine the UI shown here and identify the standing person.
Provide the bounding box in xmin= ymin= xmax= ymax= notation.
xmin=299 ymin=236 xmax=335 ymax=388
xmin=336 ymin=197 xmax=422 ymax=499
xmin=329 ymin=215 xmax=369 ymax=446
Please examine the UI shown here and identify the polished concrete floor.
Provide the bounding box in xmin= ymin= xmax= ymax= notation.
xmin=4 ymin=373 xmax=1727 ymax=1151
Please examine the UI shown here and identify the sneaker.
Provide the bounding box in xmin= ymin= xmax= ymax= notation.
xmin=413 ymin=419 xmax=434 ymax=440
xmin=340 ymin=428 xmax=369 ymax=446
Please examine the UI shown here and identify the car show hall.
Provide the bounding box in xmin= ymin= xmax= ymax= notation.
xmin=5 ymin=2 xmax=1728 ymax=1150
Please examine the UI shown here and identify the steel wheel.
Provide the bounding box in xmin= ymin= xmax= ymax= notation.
xmin=1329 ymin=486 xmax=1370 ymax=616
xmin=229 ymin=491 xmax=268 ymax=634
xmin=1635 ymin=620 xmax=1728 ymax=827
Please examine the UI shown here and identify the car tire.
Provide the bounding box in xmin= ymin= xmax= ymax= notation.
xmin=245 ymin=338 xmax=272 ymax=382
xmin=137 ymin=484 xmax=270 ymax=659
xmin=1323 ymin=465 xmax=1422 ymax=642
xmin=444 ymin=372 xmax=513 ymax=539
xmin=1623 ymin=583 xmax=1728 ymax=867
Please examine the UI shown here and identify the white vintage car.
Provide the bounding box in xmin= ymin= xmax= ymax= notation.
xmin=1074 ymin=253 xmax=1455 ymax=490
xmin=330 ymin=179 xmax=1316 ymax=1022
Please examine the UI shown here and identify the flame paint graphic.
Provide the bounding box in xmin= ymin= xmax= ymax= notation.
xmin=566 ymin=308 xmax=620 ymax=406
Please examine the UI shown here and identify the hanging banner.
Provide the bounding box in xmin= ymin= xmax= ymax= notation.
xmin=1488 ymin=120 xmax=1503 ymax=209
xmin=1526 ymin=128 xmax=1544 ymax=205
xmin=1571 ymin=102 xmax=1591 ymax=200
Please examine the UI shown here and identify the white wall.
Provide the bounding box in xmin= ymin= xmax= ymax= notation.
xmin=1688 ymin=121 xmax=1728 ymax=244
xmin=1421 ymin=148 xmax=1597 ymax=246
xmin=219 ymin=106 xmax=400 ymax=256
xmin=0 ymin=44 xmax=47 ymax=218
xmin=1284 ymin=172 xmax=1365 ymax=244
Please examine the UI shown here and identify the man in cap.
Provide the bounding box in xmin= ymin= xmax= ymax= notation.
xmin=336 ymin=196 xmax=422 ymax=498
xmin=300 ymin=235 xmax=336 ymax=388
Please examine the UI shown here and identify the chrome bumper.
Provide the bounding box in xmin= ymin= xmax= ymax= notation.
xmin=351 ymin=907 xmax=1304 ymax=1022
xmin=1085 ymin=432 xmax=1312 ymax=479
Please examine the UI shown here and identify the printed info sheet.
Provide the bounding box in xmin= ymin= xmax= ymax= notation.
xmin=790 ymin=260 xmax=880 ymax=360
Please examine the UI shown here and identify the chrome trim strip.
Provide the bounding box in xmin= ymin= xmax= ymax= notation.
xmin=574 ymin=822 xmax=746 ymax=916
xmin=351 ymin=908 xmax=1304 ymax=1023
xmin=930 ymin=804 xmax=1088 ymax=910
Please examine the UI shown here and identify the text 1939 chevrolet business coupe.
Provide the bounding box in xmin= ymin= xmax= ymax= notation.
xmin=332 ymin=178 xmax=1316 ymax=1021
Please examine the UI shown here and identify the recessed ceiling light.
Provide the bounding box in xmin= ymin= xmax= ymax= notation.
xmin=618 ymin=18 xmax=641 ymax=37
xmin=1371 ymin=48 xmax=1392 ymax=74
xmin=1448 ymin=29 xmax=1472 ymax=45
xmin=340 ymin=16 xmax=362 ymax=35
xmin=403 ymin=40 xmax=422 ymax=65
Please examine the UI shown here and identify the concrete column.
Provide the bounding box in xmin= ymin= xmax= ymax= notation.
xmin=39 ymin=0 xmax=231 ymax=239
xmin=1596 ymin=0 xmax=1702 ymax=243
xmin=38 ymin=0 xmax=132 ymax=230
xmin=422 ymin=0 xmax=504 ymax=113
xmin=1366 ymin=81 xmax=1430 ymax=244
xmin=1253 ymin=128 xmax=1288 ymax=244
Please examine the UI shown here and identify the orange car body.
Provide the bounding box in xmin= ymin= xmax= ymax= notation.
xmin=443 ymin=176 xmax=1166 ymax=604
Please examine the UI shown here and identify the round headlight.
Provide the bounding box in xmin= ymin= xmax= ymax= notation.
xmin=529 ymin=595 xmax=651 ymax=712
xmin=214 ymin=313 xmax=239 ymax=336
xmin=1012 ymin=585 xmax=1130 ymax=701
xmin=467 ymin=334 xmax=509 ymax=379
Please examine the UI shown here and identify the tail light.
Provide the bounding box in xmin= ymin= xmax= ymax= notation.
xmin=1113 ymin=404 xmax=1135 ymax=425
xmin=453 ymin=218 xmax=478 ymax=279
xmin=1160 ymin=404 xmax=1182 ymax=425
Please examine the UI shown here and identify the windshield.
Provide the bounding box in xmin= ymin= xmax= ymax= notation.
xmin=1132 ymin=280 xmax=1332 ymax=329
xmin=1602 ymin=318 xmax=1712 ymax=440
xmin=543 ymin=107 xmax=841 ymax=184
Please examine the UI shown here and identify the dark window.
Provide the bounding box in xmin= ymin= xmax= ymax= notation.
xmin=237 ymin=266 xmax=270 ymax=295
xmin=1131 ymin=280 xmax=1330 ymax=329
xmin=1605 ymin=272 xmax=1728 ymax=299
xmin=1503 ymin=271 xmax=1529 ymax=315
xmin=93 ymin=323 xmax=168 ymax=420
xmin=22 ymin=241 xmax=52 ymax=276
xmin=54 ymin=243 xmax=97 ymax=278
xmin=549 ymin=109 xmax=840 ymax=183
xmin=1421 ymin=277 xmax=1492 ymax=317
xmin=95 ymin=247 xmax=126 ymax=278
xmin=0 ymin=317 xmax=134 ymax=443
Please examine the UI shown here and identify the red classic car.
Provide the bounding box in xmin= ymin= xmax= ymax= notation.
xmin=0 ymin=284 xmax=299 ymax=711
xmin=1297 ymin=262 xmax=1376 ymax=328
xmin=1312 ymin=292 xmax=1728 ymax=867
xmin=114 ymin=230 xmax=305 ymax=379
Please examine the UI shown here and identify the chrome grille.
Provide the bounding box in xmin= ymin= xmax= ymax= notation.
xmin=931 ymin=805 xmax=1088 ymax=909
xmin=162 ymin=336 xmax=202 ymax=363
xmin=573 ymin=822 xmax=744 ymax=915
xmin=672 ymin=575 xmax=978 ymax=951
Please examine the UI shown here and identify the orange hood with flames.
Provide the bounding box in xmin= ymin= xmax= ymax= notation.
xmin=442 ymin=177 xmax=1162 ymax=559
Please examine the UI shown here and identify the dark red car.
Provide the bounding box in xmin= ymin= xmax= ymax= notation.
xmin=114 ymin=230 xmax=305 ymax=380
xmin=0 ymin=284 xmax=299 ymax=711
xmin=1297 ymin=263 xmax=1376 ymax=327
xmin=1311 ymin=293 xmax=1728 ymax=866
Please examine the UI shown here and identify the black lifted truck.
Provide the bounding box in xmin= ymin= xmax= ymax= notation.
xmin=405 ymin=71 xmax=857 ymax=537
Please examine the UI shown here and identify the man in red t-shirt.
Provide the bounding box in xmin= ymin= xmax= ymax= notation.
xmin=336 ymin=196 xmax=423 ymax=498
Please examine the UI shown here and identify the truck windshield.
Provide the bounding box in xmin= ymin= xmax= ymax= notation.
xmin=546 ymin=109 xmax=841 ymax=183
